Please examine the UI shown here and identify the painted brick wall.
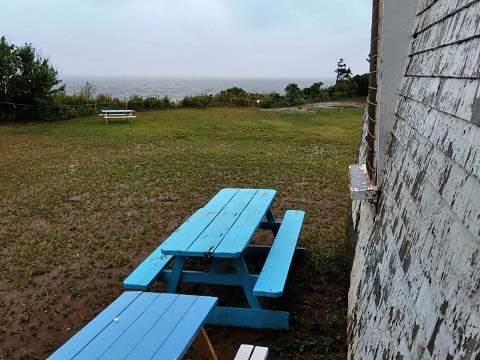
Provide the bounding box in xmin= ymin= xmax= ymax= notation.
xmin=348 ymin=0 xmax=480 ymax=358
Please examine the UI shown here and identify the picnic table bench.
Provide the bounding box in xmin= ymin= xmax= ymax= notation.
xmin=235 ymin=345 xmax=269 ymax=360
xmin=124 ymin=188 xmax=305 ymax=330
xmin=48 ymin=291 xmax=218 ymax=360
xmin=99 ymin=109 xmax=136 ymax=124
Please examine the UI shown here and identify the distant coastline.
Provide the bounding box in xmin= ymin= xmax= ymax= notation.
xmin=61 ymin=76 xmax=336 ymax=100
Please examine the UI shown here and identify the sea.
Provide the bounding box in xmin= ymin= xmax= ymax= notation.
xmin=61 ymin=76 xmax=335 ymax=101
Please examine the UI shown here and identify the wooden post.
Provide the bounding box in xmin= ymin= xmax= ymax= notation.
xmin=193 ymin=328 xmax=218 ymax=360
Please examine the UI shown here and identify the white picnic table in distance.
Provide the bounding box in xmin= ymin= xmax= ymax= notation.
xmin=99 ymin=109 xmax=136 ymax=124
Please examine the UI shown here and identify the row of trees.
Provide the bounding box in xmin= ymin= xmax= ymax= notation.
xmin=260 ymin=72 xmax=369 ymax=109
xmin=0 ymin=37 xmax=369 ymax=121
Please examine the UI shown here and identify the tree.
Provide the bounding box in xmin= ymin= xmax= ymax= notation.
xmin=351 ymin=73 xmax=369 ymax=96
xmin=0 ymin=37 xmax=16 ymax=102
xmin=285 ymin=83 xmax=302 ymax=99
xmin=0 ymin=37 xmax=63 ymax=105
xmin=302 ymin=82 xmax=324 ymax=101
xmin=220 ymin=87 xmax=247 ymax=97
xmin=80 ymin=81 xmax=96 ymax=97
xmin=284 ymin=83 xmax=305 ymax=106
xmin=335 ymin=58 xmax=352 ymax=83
xmin=0 ymin=38 xmax=64 ymax=120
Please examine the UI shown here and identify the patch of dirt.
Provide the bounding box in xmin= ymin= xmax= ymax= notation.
xmin=260 ymin=101 xmax=365 ymax=113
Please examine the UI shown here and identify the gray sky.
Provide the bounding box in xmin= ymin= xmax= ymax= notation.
xmin=2 ymin=0 xmax=372 ymax=78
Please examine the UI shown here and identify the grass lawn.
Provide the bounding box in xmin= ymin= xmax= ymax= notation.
xmin=0 ymin=107 xmax=363 ymax=359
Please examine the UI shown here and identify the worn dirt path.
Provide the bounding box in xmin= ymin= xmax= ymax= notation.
xmin=260 ymin=101 xmax=366 ymax=113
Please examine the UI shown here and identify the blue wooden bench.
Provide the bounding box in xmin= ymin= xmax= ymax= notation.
xmin=235 ymin=344 xmax=269 ymax=359
xmin=123 ymin=188 xmax=305 ymax=330
xmin=253 ymin=210 xmax=305 ymax=297
xmin=47 ymin=291 xmax=218 ymax=360
xmin=123 ymin=246 xmax=172 ymax=290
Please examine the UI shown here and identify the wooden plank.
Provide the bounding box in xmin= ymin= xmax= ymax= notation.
xmin=233 ymin=257 xmax=261 ymax=309
xmin=185 ymin=189 xmax=258 ymax=256
xmin=98 ymin=293 xmax=179 ymax=360
xmin=234 ymin=344 xmax=254 ymax=360
xmin=47 ymin=291 xmax=142 ymax=360
xmin=214 ymin=189 xmax=276 ymax=258
xmin=203 ymin=188 xmax=240 ymax=210
xmin=253 ymin=210 xmax=305 ymax=297
xmin=123 ymin=246 xmax=173 ymax=290
xmin=193 ymin=328 xmax=218 ymax=360
xmin=251 ymin=346 xmax=269 ymax=360
xmin=161 ymin=189 xmax=239 ymax=255
xmin=160 ymin=269 xmax=259 ymax=286
xmin=206 ymin=306 xmax=290 ymax=330
xmin=100 ymin=110 xmax=135 ymax=113
xmin=245 ymin=245 xmax=306 ymax=262
xmin=153 ymin=296 xmax=218 ymax=360
xmin=123 ymin=295 xmax=198 ymax=359
xmin=165 ymin=256 xmax=185 ymax=293
xmin=74 ymin=292 xmax=161 ymax=359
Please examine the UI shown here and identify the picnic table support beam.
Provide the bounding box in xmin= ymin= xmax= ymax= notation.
xmin=233 ymin=257 xmax=261 ymax=309
xmin=209 ymin=258 xmax=223 ymax=273
xmin=258 ymin=221 xmax=281 ymax=233
xmin=263 ymin=208 xmax=279 ymax=236
xmin=245 ymin=245 xmax=306 ymax=262
xmin=159 ymin=270 xmax=258 ymax=287
xmin=265 ymin=208 xmax=275 ymax=223
xmin=166 ymin=256 xmax=186 ymax=293
xmin=206 ymin=307 xmax=289 ymax=330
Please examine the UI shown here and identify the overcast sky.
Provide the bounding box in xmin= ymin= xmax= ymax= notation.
xmin=2 ymin=0 xmax=372 ymax=78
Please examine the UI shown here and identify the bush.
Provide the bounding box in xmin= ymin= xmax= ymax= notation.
xmin=351 ymin=73 xmax=369 ymax=97
xmin=0 ymin=37 xmax=64 ymax=121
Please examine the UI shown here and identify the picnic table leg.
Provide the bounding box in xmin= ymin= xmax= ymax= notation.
xmin=193 ymin=327 xmax=218 ymax=360
xmin=209 ymin=258 xmax=223 ymax=273
xmin=233 ymin=257 xmax=261 ymax=309
xmin=265 ymin=208 xmax=279 ymax=236
xmin=265 ymin=208 xmax=276 ymax=222
xmin=166 ymin=256 xmax=185 ymax=293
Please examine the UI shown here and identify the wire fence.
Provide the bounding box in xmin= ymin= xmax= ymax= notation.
xmin=0 ymin=90 xmax=359 ymax=122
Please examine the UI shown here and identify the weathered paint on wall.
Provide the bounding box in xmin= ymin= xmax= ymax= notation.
xmin=348 ymin=0 xmax=480 ymax=358
xmin=376 ymin=0 xmax=419 ymax=187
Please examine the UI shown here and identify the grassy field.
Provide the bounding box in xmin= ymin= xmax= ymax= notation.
xmin=0 ymin=107 xmax=363 ymax=359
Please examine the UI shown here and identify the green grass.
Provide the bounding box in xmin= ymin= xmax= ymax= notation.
xmin=0 ymin=107 xmax=362 ymax=359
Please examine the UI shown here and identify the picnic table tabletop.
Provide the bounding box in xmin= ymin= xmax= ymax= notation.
xmin=100 ymin=109 xmax=135 ymax=113
xmin=161 ymin=188 xmax=276 ymax=258
xmin=48 ymin=291 xmax=217 ymax=360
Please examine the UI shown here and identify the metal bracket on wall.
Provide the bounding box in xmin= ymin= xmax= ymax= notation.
xmin=349 ymin=164 xmax=378 ymax=203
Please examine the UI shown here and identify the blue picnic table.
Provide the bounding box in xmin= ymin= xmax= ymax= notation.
xmin=99 ymin=109 xmax=136 ymax=124
xmin=48 ymin=291 xmax=218 ymax=360
xmin=124 ymin=188 xmax=305 ymax=330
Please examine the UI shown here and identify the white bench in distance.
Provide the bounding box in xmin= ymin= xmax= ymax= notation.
xmin=99 ymin=109 xmax=136 ymax=124
xmin=234 ymin=344 xmax=269 ymax=360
